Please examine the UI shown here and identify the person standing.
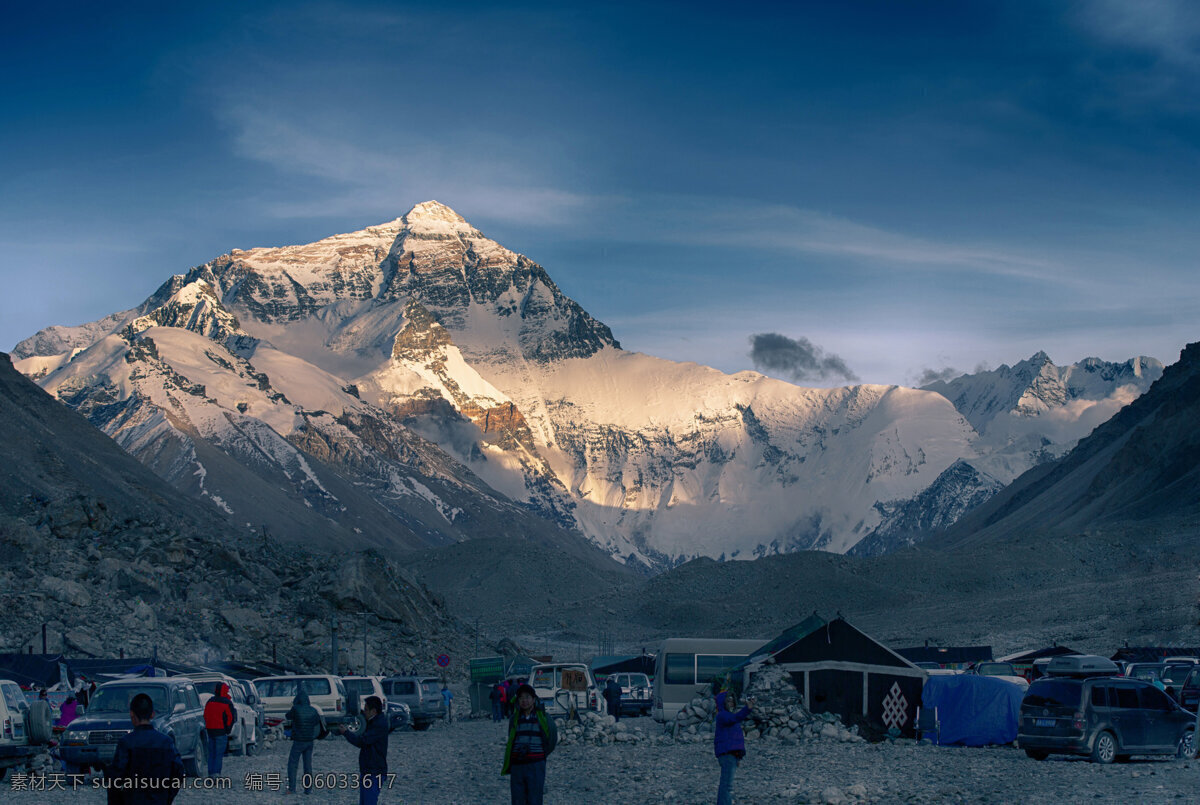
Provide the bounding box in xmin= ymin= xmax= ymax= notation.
xmin=337 ymin=695 xmax=389 ymax=805
xmin=713 ymin=690 xmax=753 ymax=805
xmin=285 ymin=688 xmax=326 ymax=795
xmin=440 ymin=684 xmax=453 ymax=724
xmin=603 ymin=676 xmax=623 ymax=722
xmin=490 ymin=683 xmax=503 ymax=722
xmin=105 ymin=692 xmax=185 ymax=805
xmin=499 ymin=681 xmax=510 ymax=719
xmin=502 ymin=683 xmax=557 ymax=805
xmin=202 ymin=682 xmax=235 ymax=776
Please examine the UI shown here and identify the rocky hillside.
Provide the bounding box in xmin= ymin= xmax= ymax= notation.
xmin=0 ymin=352 xmax=472 ymax=673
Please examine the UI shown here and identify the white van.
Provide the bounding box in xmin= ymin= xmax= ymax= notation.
xmin=252 ymin=675 xmax=348 ymax=727
xmin=529 ymin=663 xmax=604 ymax=718
xmin=652 ymin=638 xmax=765 ymax=722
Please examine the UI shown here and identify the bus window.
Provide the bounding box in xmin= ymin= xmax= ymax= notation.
xmin=664 ymin=654 xmax=695 ymax=685
xmin=696 ymin=655 xmax=747 ymax=683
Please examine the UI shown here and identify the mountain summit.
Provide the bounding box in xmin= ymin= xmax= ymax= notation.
xmin=12 ymin=208 xmax=1161 ymax=568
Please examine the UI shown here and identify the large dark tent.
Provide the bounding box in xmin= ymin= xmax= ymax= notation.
xmin=740 ymin=616 xmax=927 ymax=736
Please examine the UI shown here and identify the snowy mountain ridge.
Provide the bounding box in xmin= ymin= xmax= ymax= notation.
xmin=13 ymin=202 xmax=1160 ymax=566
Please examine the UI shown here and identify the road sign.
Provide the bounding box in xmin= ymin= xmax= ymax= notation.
xmin=436 ymin=653 xmax=451 ymax=668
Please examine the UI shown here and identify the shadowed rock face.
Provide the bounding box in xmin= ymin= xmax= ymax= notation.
xmin=0 ymin=351 xmax=469 ymax=670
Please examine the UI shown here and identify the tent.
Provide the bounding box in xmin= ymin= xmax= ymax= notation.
xmin=895 ymin=644 xmax=992 ymax=670
xmin=0 ymin=654 xmax=69 ymax=689
xmin=590 ymin=655 xmax=655 ymax=678
xmin=740 ymin=616 xmax=927 ymax=737
xmin=920 ymin=674 xmax=1025 ymax=746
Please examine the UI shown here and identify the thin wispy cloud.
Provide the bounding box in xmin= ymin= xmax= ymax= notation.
xmin=1076 ymin=0 xmax=1200 ymax=71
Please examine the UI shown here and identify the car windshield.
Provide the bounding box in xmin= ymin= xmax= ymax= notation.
xmin=629 ymin=674 xmax=649 ymax=687
xmin=89 ymin=686 xmax=170 ymax=716
xmin=1129 ymin=665 xmax=1162 ymax=681
xmin=1023 ymin=680 xmax=1081 ymax=708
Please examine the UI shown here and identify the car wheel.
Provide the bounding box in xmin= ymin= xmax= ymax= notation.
xmin=1090 ymin=731 xmax=1117 ymax=764
xmin=26 ymin=700 xmax=53 ymax=745
xmin=186 ymin=734 xmax=208 ymax=778
xmin=412 ymin=720 xmax=431 ymax=731
xmin=1177 ymin=729 xmax=1195 ymax=759
xmin=1024 ymin=749 xmax=1048 ymax=761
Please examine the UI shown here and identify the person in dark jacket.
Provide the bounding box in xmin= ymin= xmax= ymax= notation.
xmin=285 ymin=688 xmax=327 ymax=795
xmin=603 ymin=676 xmax=623 ymax=721
xmin=490 ymin=683 xmax=503 ymax=722
xmin=502 ymin=683 xmax=557 ymax=805
xmin=105 ymin=692 xmax=186 ymax=805
xmin=713 ymin=690 xmax=754 ymax=805
xmin=202 ymin=682 xmax=235 ymax=776
xmin=337 ymin=695 xmax=389 ymax=805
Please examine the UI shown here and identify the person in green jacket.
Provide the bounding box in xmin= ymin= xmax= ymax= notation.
xmin=501 ymin=684 xmax=557 ymax=805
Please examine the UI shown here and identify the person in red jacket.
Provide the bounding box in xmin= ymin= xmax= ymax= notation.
xmin=202 ymin=682 xmax=236 ymax=776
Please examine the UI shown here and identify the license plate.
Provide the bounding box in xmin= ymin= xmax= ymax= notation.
xmin=1035 ymin=718 xmax=1055 ymax=727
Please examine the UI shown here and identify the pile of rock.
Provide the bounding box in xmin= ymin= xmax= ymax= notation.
xmin=665 ymin=660 xmax=865 ymax=746
xmin=556 ymin=711 xmax=657 ymax=746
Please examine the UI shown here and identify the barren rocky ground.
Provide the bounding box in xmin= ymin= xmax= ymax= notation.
xmin=7 ymin=707 xmax=1200 ymax=804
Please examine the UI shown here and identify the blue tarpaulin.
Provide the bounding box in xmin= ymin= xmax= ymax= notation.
xmin=921 ymin=674 xmax=1025 ymax=746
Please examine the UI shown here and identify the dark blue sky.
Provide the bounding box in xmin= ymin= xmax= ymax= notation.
xmin=3 ymin=1 xmax=1197 ymax=384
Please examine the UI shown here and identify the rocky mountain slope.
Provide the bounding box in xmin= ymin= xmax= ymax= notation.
xmin=12 ymin=202 xmax=1161 ymax=566
xmin=0 ymin=352 xmax=470 ymax=672
xmin=406 ymin=345 xmax=1200 ymax=655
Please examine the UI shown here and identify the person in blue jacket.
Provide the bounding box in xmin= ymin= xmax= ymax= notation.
xmin=713 ymin=690 xmax=754 ymax=805
xmin=336 ymin=695 xmax=389 ymax=805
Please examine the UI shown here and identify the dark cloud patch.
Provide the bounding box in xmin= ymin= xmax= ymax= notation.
xmin=916 ymin=366 xmax=961 ymax=387
xmin=749 ymin=333 xmax=858 ymax=383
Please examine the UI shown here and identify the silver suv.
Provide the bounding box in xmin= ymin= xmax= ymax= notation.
xmin=380 ymin=676 xmax=443 ymax=731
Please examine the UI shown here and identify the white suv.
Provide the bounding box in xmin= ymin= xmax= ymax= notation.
xmin=530 ymin=663 xmax=605 ymax=718
xmin=0 ymin=680 xmax=52 ymax=780
xmin=253 ymin=675 xmax=349 ymax=728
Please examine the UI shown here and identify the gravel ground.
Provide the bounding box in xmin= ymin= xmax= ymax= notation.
xmin=5 ymin=717 xmax=1199 ymax=804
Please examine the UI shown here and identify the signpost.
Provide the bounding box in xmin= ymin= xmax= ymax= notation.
xmin=436 ymin=653 xmax=451 ymax=669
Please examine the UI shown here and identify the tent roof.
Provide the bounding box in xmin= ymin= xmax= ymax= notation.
xmin=1109 ymin=647 xmax=1200 ymax=663
xmin=590 ymin=655 xmax=655 ymax=676
xmin=0 ymin=654 xmax=66 ymax=688
xmin=997 ymin=646 xmax=1079 ymax=663
xmin=743 ymin=616 xmax=918 ymax=671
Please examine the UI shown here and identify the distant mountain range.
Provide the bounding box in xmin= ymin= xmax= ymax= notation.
xmin=12 ymin=202 xmax=1163 ymax=568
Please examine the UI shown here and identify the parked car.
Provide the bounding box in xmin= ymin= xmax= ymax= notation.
xmin=188 ymin=674 xmax=259 ymax=756
xmin=1179 ymin=668 xmax=1200 ymax=713
xmin=380 ymin=676 xmax=443 ymax=730
xmin=1018 ymin=676 xmax=1195 ymax=763
xmin=530 ymin=663 xmax=604 ymax=718
xmin=253 ymin=675 xmax=349 ymax=728
xmin=1124 ymin=662 xmax=1165 ymax=683
xmin=341 ymin=676 xmax=387 ymax=714
xmin=234 ymin=679 xmax=266 ymax=729
xmin=59 ymin=677 xmax=209 ymax=776
xmin=967 ymin=661 xmax=1029 ymax=688
xmin=606 ymin=672 xmax=653 ymax=717
xmin=385 ymin=701 xmax=411 ymax=732
xmin=1159 ymin=664 xmax=1195 ymax=700
xmin=0 ymin=680 xmax=52 ymax=781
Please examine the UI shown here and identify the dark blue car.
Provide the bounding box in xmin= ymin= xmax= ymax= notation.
xmin=59 ymin=678 xmax=208 ymax=776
